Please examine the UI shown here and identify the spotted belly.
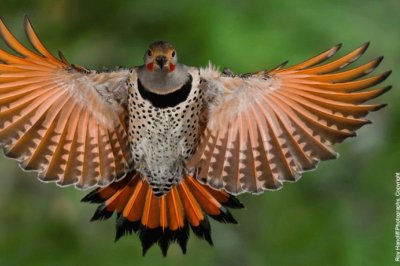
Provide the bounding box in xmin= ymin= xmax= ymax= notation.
xmin=127 ymin=75 xmax=204 ymax=196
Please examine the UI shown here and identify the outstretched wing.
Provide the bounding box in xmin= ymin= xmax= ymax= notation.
xmin=189 ymin=43 xmax=391 ymax=195
xmin=0 ymin=17 xmax=134 ymax=189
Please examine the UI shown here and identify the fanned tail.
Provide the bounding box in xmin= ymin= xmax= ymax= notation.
xmin=82 ymin=172 xmax=244 ymax=256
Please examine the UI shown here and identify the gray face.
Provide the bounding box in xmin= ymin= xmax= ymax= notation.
xmin=137 ymin=40 xmax=189 ymax=95
xmin=143 ymin=41 xmax=178 ymax=72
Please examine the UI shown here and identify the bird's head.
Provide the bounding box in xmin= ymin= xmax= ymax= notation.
xmin=144 ymin=41 xmax=177 ymax=73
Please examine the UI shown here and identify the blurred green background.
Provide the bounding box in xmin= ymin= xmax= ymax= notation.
xmin=0 ymin=0 xmax=399 ymax=265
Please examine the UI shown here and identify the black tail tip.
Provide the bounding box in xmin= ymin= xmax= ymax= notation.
xmin=81 ymin=189 xmax=103 ymax=203
xmin=191 ymin=218 xmax=213 ymax=246
xmin=223 ymin=195 xmax=245 ymax=209
xmin=90 ymin=204 xmax=113 ymax=221
xmin=115 ymin=216 xmax=140 ymax=242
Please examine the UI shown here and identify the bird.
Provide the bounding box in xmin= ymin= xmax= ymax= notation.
xmin=0 ymin=16 xmax=391 ymax=256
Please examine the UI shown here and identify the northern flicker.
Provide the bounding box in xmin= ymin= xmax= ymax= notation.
xmin=0 ymin=17 xmax=392 ymax=256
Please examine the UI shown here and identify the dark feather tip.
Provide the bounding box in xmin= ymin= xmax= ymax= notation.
xmin=381 ymin=70 xmax=392 ymax=80
xmin=115 ymin=216 xmax=140 ymax=242
xmin=334 ymin=43 xmax=343 ymax=49
xmin=222 ymin=195 xmax=244 ymax=209
xmin=140 ymin=226 xmax=163 ymax=256
xmin=360 ymin=42 xmax=370 ymax=53
xmin=90 ymin=204 xmax=113 ymax=221
xmin=375 ymin=103 xmax=388 ymax=111
xmin=190 ymin=218 xmax=213 ymax=246
xmin=135 ymin=223 xmax=190 ymax=257
xmin=81 ymin=189 xmax=104 ymax=203
xmin=382 ymin=85 xmax=392 ymax=94
xmin=210 ymin=207 xmax=238 ymax=224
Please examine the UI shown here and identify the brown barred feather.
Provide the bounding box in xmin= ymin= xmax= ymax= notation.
xmin=194 ymin=43 xmax=391 ymax=195
xmin=0 ymin=17 xmax=132 ymax=189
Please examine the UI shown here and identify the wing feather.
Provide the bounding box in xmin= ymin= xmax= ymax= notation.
xmin=282 ymin=44 xmax=342 ymax=71
xmin=300 ymin=43 xmax=370 ymax=74
xmin=224 ymin=123 xmax=242 ymax=194
xmin=266 ymin=93 xmax=337 ymax=159
xmin=251 ymin=103 xmax=278 ymax=188
xmin=23 ymin=17 xmax=63 ymax=65
xmin=193 ymin=44 xmax=390 ymax=195
xmin=262 ymin=103 xmax=297 ymax=182
xmin=58 ymin=105 xmax=82 ymax=185
xmin=0 ymin=18 xmax=134 ymax=189
xmin=207 ymin=127 xmax=229 ymax=188
xmin=308 ymin=57 xmax=383 ymax=83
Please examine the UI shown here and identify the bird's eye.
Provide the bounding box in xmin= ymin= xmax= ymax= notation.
xmin=147 ymin=50 xmax=152 ymax=56
xmin=171 ymin=50 xmax=176 ymax=57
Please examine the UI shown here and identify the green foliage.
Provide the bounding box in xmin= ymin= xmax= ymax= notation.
xmin=0 ymin=0 xmax=399 ymax=265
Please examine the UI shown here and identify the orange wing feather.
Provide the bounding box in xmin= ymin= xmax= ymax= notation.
xmin=191 ymin=43 xmax=391 ymax=195
xmin=0 ymin=17 xmax=133 ymax=189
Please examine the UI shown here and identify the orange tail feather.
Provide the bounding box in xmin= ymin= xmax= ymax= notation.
xmin=82 ymin=172 xmax=243 ymax=256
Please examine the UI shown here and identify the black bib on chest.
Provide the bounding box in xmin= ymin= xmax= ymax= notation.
xmin=137 ymin=75 xmax=193 ymax=108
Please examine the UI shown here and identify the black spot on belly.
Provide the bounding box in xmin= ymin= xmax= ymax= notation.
xmin=137 ymin=75 xmax=193 ymax=108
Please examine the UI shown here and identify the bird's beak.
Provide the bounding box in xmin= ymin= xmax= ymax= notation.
xmin=155 ymin=56 xmax=167 ymax=68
